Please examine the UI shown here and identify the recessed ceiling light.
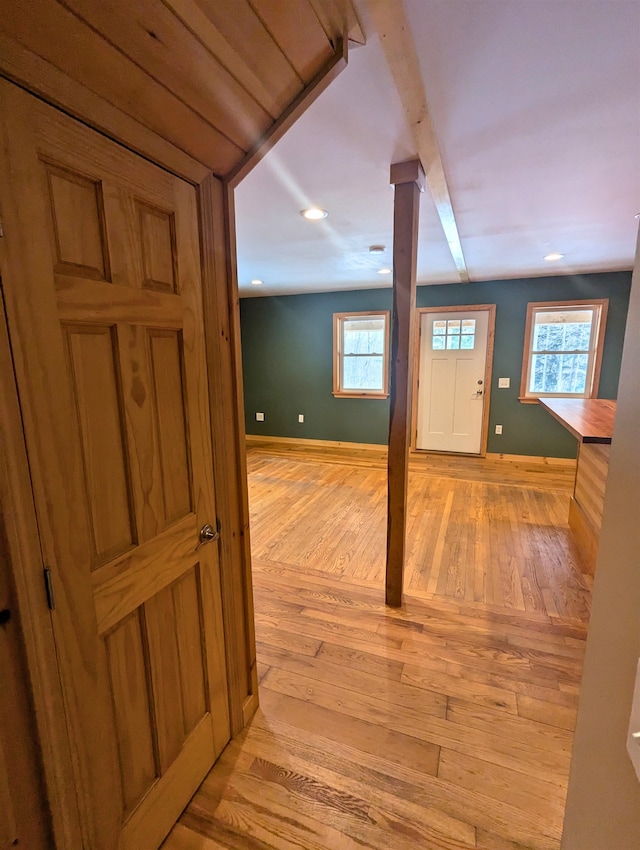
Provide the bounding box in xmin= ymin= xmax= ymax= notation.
xmin=369 ymin=244 xmax=385 ymax=254
xmin=301 ymin=207 xmax=328 ymax=220
xmin=251 ymin=279 xmax=263 ymax=285
xmin=543 ymin=253 xmax=564 ymax=262
xmin=377 ymin=267 xmax=392 ymax=275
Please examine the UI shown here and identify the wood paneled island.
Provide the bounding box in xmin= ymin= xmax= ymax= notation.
xmin=540 ymin=398 xmax=616 ymax=572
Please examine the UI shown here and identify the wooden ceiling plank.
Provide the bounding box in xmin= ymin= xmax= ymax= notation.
xmin=344 ymin=0 xmax=366 ymax=45
xmin=0 ymin=33 xmax=210 ymax=184
xmin=1 ymin=0 xmax=243 ymax=174
xmin=308 ymin=0 xmax=366 ymax=46
xmin=365 ymin=0 xmax=469 ymax=283
xmin=63 ymin=0 xmax=272 ymax=152
xmin=227 ymin=38 xmax=347 ymax=187
xmin=190 ymin=0 xmax=304 ymax=115
xmin=249 ymin=0 xmax=335 ymax=83
xmin=158 ymin=0 xmax=289 ymax=121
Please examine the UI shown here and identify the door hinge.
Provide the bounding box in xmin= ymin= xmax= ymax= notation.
xmin=43 ymin=568 xmax=56 ymax=610
xmin=0 ymin=220 xmax=4 ymax=238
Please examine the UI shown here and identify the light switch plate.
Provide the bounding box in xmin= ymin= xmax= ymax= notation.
xmin=498 ymin=377 xmax=510 ymax=388
xmin=627 ymin=658 xmax=640 ymax=782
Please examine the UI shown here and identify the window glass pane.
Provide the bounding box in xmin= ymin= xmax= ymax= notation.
xmin=343 ymin=355 xmax=383 ymax=390
xmin=460 ymin=334 xmax=475 ymax=350
xmin=447 ymin=320 xmax=461 ymax=334
xmin=446 ymin=335 xmax=460 ymax=350
xmin=530 ymin=353 xmax=589 ymax=394
xmin=433 ymin=320 xmax=446 ymax=335
xmin=432 ymin=335 xmax=445 ymax=350
xmin=461 ymin=319 xmax=476 ymax=332
xmin=343 ymin=317 xmax=385 ymax=355
xmin=533 ymin=310 xmax=594 ymax=353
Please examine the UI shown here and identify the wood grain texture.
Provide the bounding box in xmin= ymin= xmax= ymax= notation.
xmin=247 ymin=442 xmax=586 ymax=616
xmin=0 ymin=265 xmax=77 ymax=849
xmin=0 ymin=0 xmax=340 ymax=178
xmin=0 ymin=499 xmax=53 ymax=848
xmin=386 ymin=163 xmax=422 ymax=607
xmin=0 ymin=31 xmax=210 ymax=184
xmin=248 ymin=0 xmax=334 ymax=80
xmin=105 ymin=611 xmax=158 ymax=814
xmin=165 ymin=0 xmax=302 ymax=118
xmin=539 ymin=399 xmax=616 ymax=444
xmin=63 ymin=0 xmax=273 ymax=150
xmin=198 ymin=175 xmax=258 ymax=733
xmin=65 ymin=323 xmax=135 ymax=566
xmin=0 ymin=84 xmax=230 ymax=849
xmin=573 ymin=443 xmax=610 ymax=534
xmin=1 ymin=0 xmax=243 ymax=172
xmin=164 ymin=444 xmax=590 ymax=850
xmin=567 ymin=497 xmax=600 ymax=576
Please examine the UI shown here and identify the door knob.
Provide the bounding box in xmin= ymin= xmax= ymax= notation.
xmin=196 ymin=523 xmax=219 ymax=551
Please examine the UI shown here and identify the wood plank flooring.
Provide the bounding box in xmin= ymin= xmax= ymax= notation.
xmin=163 ymin=443 xmax=590 ymax=850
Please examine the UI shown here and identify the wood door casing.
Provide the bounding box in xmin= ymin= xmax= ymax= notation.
xmin=0 ymin=81 xmax=230 ymax=850
xmin=0 ymin=509 xmax=52 ymax=849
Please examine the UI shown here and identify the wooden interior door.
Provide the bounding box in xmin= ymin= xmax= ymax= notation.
xmin=0 ymin=513 xmax=52 ymax=850
xmin=0 ymin=81 xmax=230 ymax=850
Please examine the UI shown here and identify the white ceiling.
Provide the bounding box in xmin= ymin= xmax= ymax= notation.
xmin=235 ymin=0 xmax=640 ymax=298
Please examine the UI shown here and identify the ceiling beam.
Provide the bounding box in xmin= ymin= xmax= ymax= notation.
xmin=364 ymin=0 xmax=469 ymax=282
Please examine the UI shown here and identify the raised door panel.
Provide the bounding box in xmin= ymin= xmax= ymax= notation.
xmin=149 ymin=330 xmax=192 ymax=524
xmin=45 ymin=162 xmax=110 ymax=279
xmin=138 ymin=202 xmax=177 ymax=293
xmin=0 ymin=81 xmax=230 ymax=850
xmin=172 ymin=569 xmax=207 ymax=735
xmin=64 ymin=323 xmax=136 ymax=566
xmin=104 ymin=610 xmax=157 ymax=815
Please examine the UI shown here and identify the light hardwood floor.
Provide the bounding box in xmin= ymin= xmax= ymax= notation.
xmin=164 ymin=442 xmax=590 ymax=850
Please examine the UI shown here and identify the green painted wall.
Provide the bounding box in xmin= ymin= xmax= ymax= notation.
xmin=240 ymin=271 xmax=631 ymax=458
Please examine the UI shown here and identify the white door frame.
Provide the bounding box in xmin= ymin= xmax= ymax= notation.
xmin=412 ymin=304 xmax=496 ymax=456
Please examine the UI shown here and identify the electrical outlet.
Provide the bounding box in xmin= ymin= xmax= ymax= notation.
xmin=498 ymin=377 xmax=510 ymax=388
xmin=298 ymin=414 xmax=304 ymax=423
xmin=256 ymin=412 xmax=264 ymax=422
xmin=495 ymin=424 xmax=503 ymax=435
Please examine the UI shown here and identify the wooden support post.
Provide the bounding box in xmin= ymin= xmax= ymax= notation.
xmin=386 ymin=159 xmax=424 ymax=607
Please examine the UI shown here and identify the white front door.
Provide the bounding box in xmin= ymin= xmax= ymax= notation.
xmin=415 ymin=309 xmax=491 ymax=454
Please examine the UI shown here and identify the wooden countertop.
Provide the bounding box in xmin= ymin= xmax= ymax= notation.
xmin=539 ymin=398 xmax=616 ymax=444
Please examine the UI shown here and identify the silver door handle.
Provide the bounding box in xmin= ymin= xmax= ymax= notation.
xmin=196 ymin=523 xmax=219 ymax=551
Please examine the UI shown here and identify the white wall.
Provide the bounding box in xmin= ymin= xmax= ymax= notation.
xmin=562 ymin=234 xmax=640 ymax=848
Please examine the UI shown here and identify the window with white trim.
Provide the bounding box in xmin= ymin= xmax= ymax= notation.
xmin=333 ymin=311 xmax=390 ymax=398
xmin=520 ymin=300 xmax=608 ymax=402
